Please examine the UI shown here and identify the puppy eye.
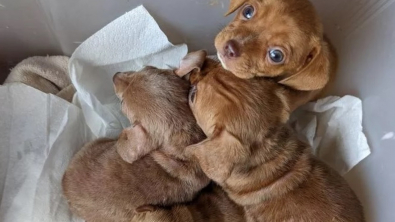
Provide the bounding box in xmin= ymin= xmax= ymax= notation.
xmin=268 ymin=48 xmax=285 ymax=64
xmin=189 ymin=85 xmax=197 ymax=103
xmin=242 ymin=5 xmax=255 ymax=20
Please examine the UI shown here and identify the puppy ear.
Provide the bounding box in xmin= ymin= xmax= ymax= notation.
xmin=113 ymin=72 xmax=130 ymax=93
xmin=225 ymin=0 xmax=247 ymax=16
xmin=116 ymin=125 xmax=154 ymax=164
xmin=187 ymin=129 xmax=247 ymax=184
xmin=175 ymin=50 xmax=207 ymax=78
xmin=279 ymin=43 xmax=331 ymax=91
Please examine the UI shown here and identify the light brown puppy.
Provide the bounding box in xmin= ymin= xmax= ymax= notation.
xmin=178 ymin=51 xmax=364 ymax=222
xmin=62 ymin=67 xmax=210 ymax=222
xmin=132 ymin=183 xmax=245 ymax=222
xmin=215 ymin=0 xmax=337 ymax=99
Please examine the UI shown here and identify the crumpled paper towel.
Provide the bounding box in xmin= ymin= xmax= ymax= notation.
xmin=0 ymin=84 xmax=91 ymax=222
xmin=69 ymin=5 xmax=187 ymax=139
xmin=289 ymin=95 xmax=371 ymax=175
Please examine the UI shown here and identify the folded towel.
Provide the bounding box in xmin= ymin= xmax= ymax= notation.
xmin=4 ymin=56 xmax=75 ymax=102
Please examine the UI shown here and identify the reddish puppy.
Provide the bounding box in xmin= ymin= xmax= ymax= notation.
xmin=216 ymin=0 xmax=337 ymax=100
xmin=178 ymin=51 xmax=364 ymax=222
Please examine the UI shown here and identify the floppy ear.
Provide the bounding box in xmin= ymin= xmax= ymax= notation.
xmin=186 ymin=129 xmax=248 ymax=184
xmin=279 ymin=43 xmax=331 ymax=91
xmin=113 ymin=72 xmax=130 ymax=94
xmin=116 ymin=124 xmax=154 ymax=164
xmin=175 ymin=50 xmax=207 ymax=78
xmin=225 ymin=0 xmax=247 ymax=16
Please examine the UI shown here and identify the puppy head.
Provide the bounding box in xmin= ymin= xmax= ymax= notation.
xmin=177 ymin=51 xmax=286 ymax=145
xmin=215 ymin=0 xmax=334 ymax=91
xmin=177 ymin=51 xmax=288 ymax=182
xmin=113 ymin=67 xmax=204 ymax=163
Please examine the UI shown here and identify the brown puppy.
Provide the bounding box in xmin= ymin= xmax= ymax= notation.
xmin=178 ymin=51 xmax=364 ymax=221
xmin=215 ymin=0 xmax=337 ymax=99
xmin=62 ymin=67 xmax=209 ymax=222
xmin=132 ymin=183 xmax=245 ymax=222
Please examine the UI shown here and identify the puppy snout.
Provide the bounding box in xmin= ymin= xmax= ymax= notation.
xmin=224 ymin=40 xmax=240 ymax=58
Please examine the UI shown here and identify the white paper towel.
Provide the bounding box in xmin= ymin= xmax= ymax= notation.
xmin=0 ymin=84 xmax=91 ymax=222
xmin=289 ymin=95 xmax=371 ymax=175
xmin=69 ymin=5 xmax=188 ymax=139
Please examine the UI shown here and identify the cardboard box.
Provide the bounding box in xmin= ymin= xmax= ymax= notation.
xmin=0 ymin=0 xmax=394 ymax=221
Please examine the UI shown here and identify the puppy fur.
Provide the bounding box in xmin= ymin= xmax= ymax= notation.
xmin=215 ymin=0 xmax=338 ymax=99
xmin=178 ymin=51 xmax=364 ymax=222
xmin=132 ymin=183 xmax=245 ymax=222
xmin=62 ymin=67 xmax=210 ymax=222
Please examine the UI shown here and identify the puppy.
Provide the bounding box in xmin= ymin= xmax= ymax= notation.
xmin=215 ymin=0 xmax=338 ymax=100
xmin=62 ymin=67 xmax=210 ymax=222
xmin=177 ymin=51 xmax=364 ymax=221
xmin=132 ymin=183 xmax=245 ymax=222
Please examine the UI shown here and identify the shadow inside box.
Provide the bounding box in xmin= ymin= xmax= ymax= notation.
xmin=0 ymin=62 xmax=15 ymax=84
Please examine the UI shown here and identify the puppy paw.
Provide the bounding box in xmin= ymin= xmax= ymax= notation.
xmin=116 ymin=125 xmax=156 ymax=164
xmin=135 ymin=205 xmax=157 ymax=213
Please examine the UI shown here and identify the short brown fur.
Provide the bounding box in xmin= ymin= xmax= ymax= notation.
xmin=132 ymin=183 xmax=245 ymax=222
xmin=62 ymin=68 xmax=210 ymax=222
xmin=178 ymin=52 xmax=364 ymax=222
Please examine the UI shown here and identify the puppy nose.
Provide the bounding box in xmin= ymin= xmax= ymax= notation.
xmin=224 ymin=40 xmax=240 ymax=58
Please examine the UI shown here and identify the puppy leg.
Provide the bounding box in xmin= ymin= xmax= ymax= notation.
xmin=116 ymin=124 xmax=155 ymax=163
xmin=186 ymin=129 xmax=248 ymax=184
